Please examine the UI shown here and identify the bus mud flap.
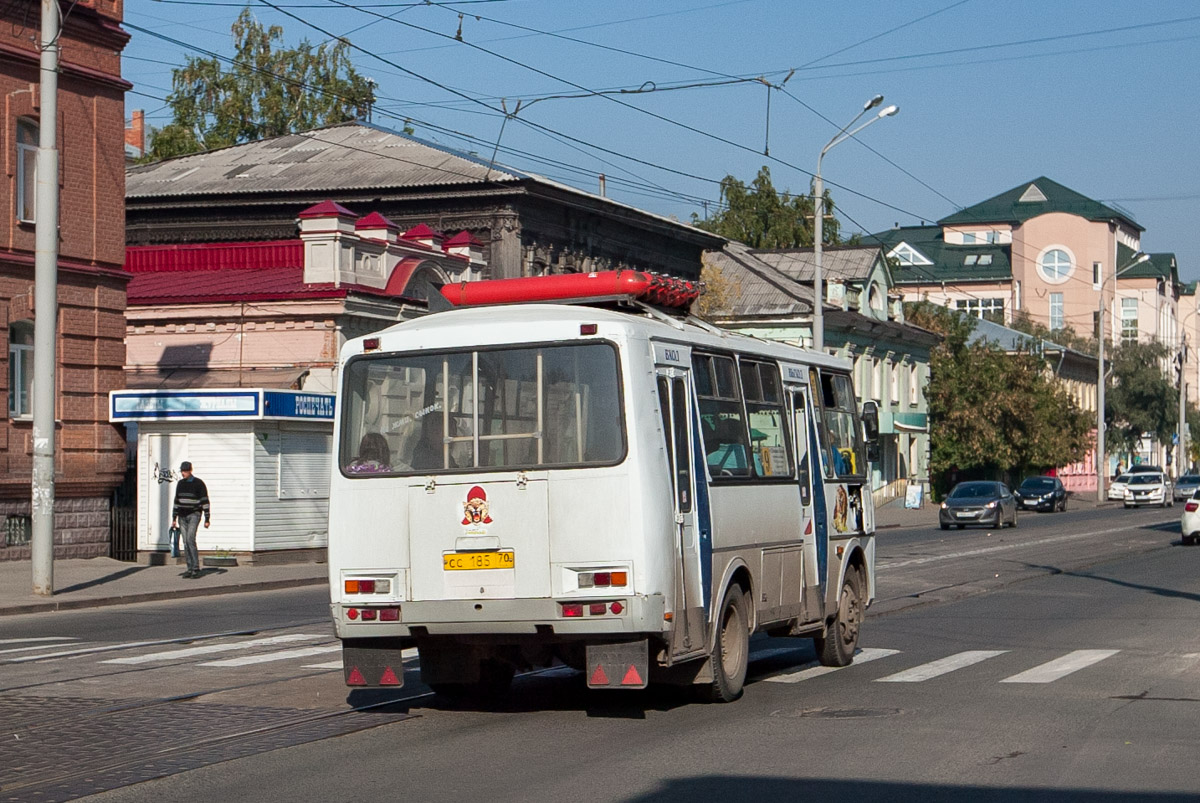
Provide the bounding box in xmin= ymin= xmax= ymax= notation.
xmin=586 ymin=640 xmax=649 ymax=689
xmin=343 ymin=638 xmax=408 ymax=688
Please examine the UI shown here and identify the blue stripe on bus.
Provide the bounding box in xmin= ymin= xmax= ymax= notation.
xmin=807 ymin=416 xmax=828 ymax=590
xmin=691 ymin=404 xmax=713 ymax=612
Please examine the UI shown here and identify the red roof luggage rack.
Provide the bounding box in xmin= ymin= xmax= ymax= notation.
xmin=438 ymin=270 xmax=700 ymax=311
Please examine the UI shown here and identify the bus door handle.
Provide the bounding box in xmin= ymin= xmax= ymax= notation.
xmin=675 ymin=512 xmax=685 ymax=525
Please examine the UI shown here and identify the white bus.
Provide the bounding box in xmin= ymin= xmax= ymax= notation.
xmin=329 ymin=272 xmax=879 ymax=702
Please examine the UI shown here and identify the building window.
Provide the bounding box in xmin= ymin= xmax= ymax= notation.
xmin=1120 ymin=298 xmax=1139 ymax=344
xmin=1038 ymin=248 xmax=1073 ymax=283
xmin=888 ymin=243 xmax=932 ymax=267
xmin=955 ymin=298 xmax=1005 ymax=322
xmin=873 ymin=360 xmax=883 ymax=403
xmin=8 ymin=321 xmax=34 ymax=418
xmin=16 ymin=119 xmax=38 ymax=223
xmin=1049 ymin=293 xmax=1064 ymax=330
xmin=890 ymin=362 xmax=900 ymax=404
xmin=1093 ymin=261 xmax=1102 ymax=289
xmin=909 ymin=365 xmax=919 ymax=406
xmin=961 ymin=232 xmax=977 ymax=245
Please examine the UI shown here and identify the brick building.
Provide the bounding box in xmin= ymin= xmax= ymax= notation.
xmin=1 ymin=0 xmax=130 ymax=559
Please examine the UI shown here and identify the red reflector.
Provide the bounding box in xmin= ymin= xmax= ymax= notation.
xmin=380 ymin=607 xmax=400 ymax=621
xmin=379 ymin=666 xmax=401 ymax=686
xmin=580 ymin=324 xmax=598 ymax=335
xmin=804 ymin=519 xmax=813 ymax=536
xmin=610 ymin=601 xmax=624 ymax=615
xmin=589 ymin=603 xmax=607 ymax=616
xmin=361 ymin=608 xmax=378 ymax=621
xmin=1187 ymin=502 xmax=1198 ymax=512
xmin=590 ymin=664 xmax=609 ymax=686
xmin=346 ymin=667 xmax=367 ymax=686
xmin=594 ymin=572 xmax=611 ymax=586
xmin=358 ymin=579 xmax=376 ymax=594
xmin=562 ymin=603 xmax=583 ymax=617
xmin=363 ymin=337 xmax=381 ymax=351
xmin=621 ymin=664 xmax=644 ymax=686
xmin=346 ymin=608 xmax=359 ymax=620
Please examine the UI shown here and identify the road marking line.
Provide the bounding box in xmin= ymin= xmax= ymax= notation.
xmin=99 ymin=634 xmax=322 ymax=664
xmin=876 ymin=650 xmax=1008 ymax=682
xmin=0 ymin=642 xmax=89 ymax=656
xmin=880 ymin=521 xmax=1173 ymax=570
xmin=0 ymin=637 xmax=77 ymax=645
xmin=301 ymin=647 xmax=420 ymax=670
xmin=199 ymin=644 xmax=342 ymax=667
xmin=1000 ymin=649 xmax=1120 ymax=684
xmin=764 ymin=648 xmax=899 ymax=683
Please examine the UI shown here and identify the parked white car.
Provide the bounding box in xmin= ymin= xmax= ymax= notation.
xmin=1181 ymin=489 xmax=1200 ymax=545
xmin=1108 ymin=474 xmax=1132 ymax=501
xmin=1123 ymin=472 xmax=1172 ymax=508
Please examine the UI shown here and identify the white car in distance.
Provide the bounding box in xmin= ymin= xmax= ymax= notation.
xmin=1123 ymin=472 xmax=1172 ymax=508
xmin=1108 ymin=474 xmax=1131 ymax=501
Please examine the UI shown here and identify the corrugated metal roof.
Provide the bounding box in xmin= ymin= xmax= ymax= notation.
xmin=748 ymin=246 xmax=886 ymax=283
xmin=126 ymin=121 xmax=526 ymax=199
xmin=702 ymin=243 xmax=813 ymax=318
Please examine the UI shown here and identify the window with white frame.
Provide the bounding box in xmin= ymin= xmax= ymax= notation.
xmin=1120 ymin=298 xmax=1139 ymax=344
xmin=889 ymin=243 xmax=932 ymax=267
xmin=1092 ymin=261 xmax=1101 ymax=289
xmin=909 ymin=364 xmax=919 ymax=406
xmin=1049 ymin=293 xmax=1064 ymax=330
xmin=1038 ymin=248 xmax=1073 ymax=283
xmin=872 ymin=359 xmax=883 ymax=402
xmin=8 ymin=321 xmax=34 ymax=418
xmin=16 ymin=119 xmax=38 ymax=223
xmin=890 ymin=362 xmax=900 ymax=404
xmin=955 ymin=298 xmax=1005 ymax=321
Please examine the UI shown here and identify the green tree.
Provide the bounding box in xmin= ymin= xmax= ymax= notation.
xmin=694 ymin=166 xmax=842 ymax=247
xmin=906 ymin=302 xmax=1093 ymax=497
xmin=1008 ymin=311 xmax=1098 ymax=357
xmin=1105 ymin=340 xmax=1178 ymax=458
xmin=147 ymin=8 xmax=376 ymax=160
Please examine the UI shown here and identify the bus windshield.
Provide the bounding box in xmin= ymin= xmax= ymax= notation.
xmin=339 ymin=342 xmax=624 ymax=476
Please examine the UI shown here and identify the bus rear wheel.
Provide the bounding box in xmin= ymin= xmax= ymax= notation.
xmin=699 ymin=585 xmax=749 ymax=703
xmin=815 ymin=565 xmax=863 ymax=667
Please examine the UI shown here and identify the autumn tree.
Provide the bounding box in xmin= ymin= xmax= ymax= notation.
xmin=906 ymin=303 xmax=1093 ymax=497
xmin=694 ymin=166 xmax=842 ymax=248
xmin=147 ymin=8 xmax=376 ymax=160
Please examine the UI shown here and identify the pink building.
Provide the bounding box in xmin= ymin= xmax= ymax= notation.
xmin=124 ymin=201 xmax=484 ymax=392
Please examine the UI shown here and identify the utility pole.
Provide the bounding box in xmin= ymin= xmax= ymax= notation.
xmin=1179 ymin=340 xmax=1188 ymax=479
xmin=32 ymin=0 xmax=61 ymax=596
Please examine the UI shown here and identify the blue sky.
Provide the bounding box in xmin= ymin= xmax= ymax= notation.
xmin=123 ymin=0 xmax=1200 ymax=279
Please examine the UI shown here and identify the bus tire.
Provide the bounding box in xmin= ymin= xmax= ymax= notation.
xmin=699 ymin=585 xmax=749 ymax=703
xmin=815 ymin=565 xmax=863 ymax=668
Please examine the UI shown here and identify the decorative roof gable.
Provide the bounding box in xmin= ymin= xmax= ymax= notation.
xmin=939 ymin=176 xmax=1143 ymax=232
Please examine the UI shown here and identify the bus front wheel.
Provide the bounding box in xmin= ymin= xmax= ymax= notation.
xmin=815 ymin=565 xmax=863 ymax=667
xmin=699 ymin=585 xmax=749 ymax=703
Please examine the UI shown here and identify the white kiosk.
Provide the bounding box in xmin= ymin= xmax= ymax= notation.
xmin=110 ymin=388 xmax=335 ymax=564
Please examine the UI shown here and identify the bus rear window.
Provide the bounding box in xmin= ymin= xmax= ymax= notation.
xmin=340 ymin=343 xmax=624 ymax=475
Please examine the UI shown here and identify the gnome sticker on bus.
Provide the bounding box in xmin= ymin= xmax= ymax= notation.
xmin=462 ymin=485 xmax=494 ymax=530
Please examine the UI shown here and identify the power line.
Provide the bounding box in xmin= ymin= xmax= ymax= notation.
xmin=289 ymin=0 xmax=938 ymax=221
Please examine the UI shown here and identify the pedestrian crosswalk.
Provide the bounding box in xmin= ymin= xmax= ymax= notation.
xmin=0 ymin=634 xmax=1171 ymax=691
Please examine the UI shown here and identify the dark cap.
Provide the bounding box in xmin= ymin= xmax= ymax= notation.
xmin=180 ymin=461 xmax=193 ymax=472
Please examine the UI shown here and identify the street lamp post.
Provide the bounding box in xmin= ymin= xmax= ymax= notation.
xmin=1097 ymin=251 xmax=1150 ymax=502
xmin=813 ymin=96 xmax=898 ymax=352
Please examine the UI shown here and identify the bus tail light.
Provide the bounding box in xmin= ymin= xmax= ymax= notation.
xmin=589 ymin=603 xmax=607 ymax=616
xmin=577 ymin=569 xmax=628 ymax=589
xmin=344 ymin=578 xmax=391 ymax=595
xmin=561 ymin=603 xmax=583 ymax=617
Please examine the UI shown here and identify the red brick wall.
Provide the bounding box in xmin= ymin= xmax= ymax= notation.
xmin=0 ymin=1 xmax=129 ymax=559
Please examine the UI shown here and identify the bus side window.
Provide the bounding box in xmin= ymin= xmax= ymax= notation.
xmin=742 ymin=361 xmax=792 ymax=478
xmin=693 ymin=353 xmax=751 ymax=478
xmin=819 ymin=372 xmax=865 ymax=478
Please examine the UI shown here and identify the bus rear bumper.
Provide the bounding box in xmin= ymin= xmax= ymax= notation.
xmin=333 ymin=593 xmax=667 ymax=638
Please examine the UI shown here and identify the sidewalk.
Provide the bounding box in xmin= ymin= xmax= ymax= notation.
xmin=0 ymin=557 xmax=328 ymax=617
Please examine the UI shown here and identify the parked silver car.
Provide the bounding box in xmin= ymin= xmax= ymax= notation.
xmin=1173 ymin=474 xmax=1200 ymax=502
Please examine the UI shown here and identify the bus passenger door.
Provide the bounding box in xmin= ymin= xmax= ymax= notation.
xmin=656 ymin=371 xmax=705 ymax=657
xmin=790 ymin=388 xmax=826 ymax=623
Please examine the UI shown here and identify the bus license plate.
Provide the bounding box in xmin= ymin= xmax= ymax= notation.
xmin=444 ymin=551 xmax=515 ymax=571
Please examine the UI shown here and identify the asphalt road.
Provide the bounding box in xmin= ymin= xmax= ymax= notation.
xmin=1 ymin=504 xmax=1193 ymax=802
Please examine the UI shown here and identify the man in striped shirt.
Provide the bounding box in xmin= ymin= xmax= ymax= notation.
xmin=172 ymin=461 xmax=211 ymax=579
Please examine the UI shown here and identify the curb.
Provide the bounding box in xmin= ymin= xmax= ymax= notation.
xmin=0 ymin=576 xmax=328 ymax=617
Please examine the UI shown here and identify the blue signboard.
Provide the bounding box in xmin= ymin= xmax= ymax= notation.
xmin=110 ymin=389 xmax=334 ymax=422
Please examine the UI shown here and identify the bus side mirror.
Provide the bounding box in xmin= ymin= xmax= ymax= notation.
xmin=861 ymin=401 xmax=880 ymax=443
